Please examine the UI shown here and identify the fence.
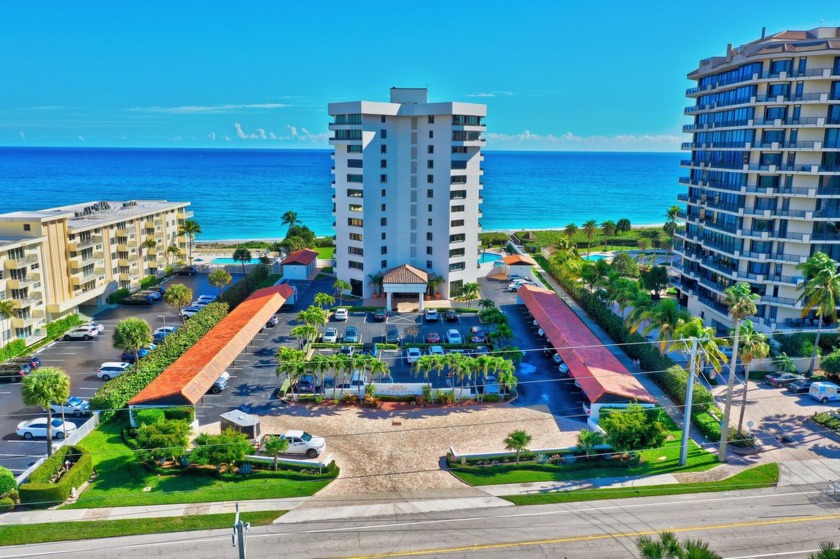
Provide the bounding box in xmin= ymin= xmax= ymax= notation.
xmin=448 ymin=443 xmax=613 ymax=465
xmin=14 ymin=412 xmax=99 ymax=486
xmin=245 ymin=452 xmax=335 ymax=474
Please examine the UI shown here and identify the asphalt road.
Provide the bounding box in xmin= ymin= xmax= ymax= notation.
xmin=4 ymin=485 xmax=839 ymax=558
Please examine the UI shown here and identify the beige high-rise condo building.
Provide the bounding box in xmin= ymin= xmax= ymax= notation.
xmin=0 ymin=200 xmax=191 ymax=345
xmin=675 ymin=27 xmax=840 ymax=333
xmin=329 ymin=88 xmax=486 ymax=305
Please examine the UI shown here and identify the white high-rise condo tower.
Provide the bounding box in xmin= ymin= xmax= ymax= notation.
xmin=329 ymin=88 xmax=486 ymax=307
xmin=675 ymin=27 xmax=840 ymax=333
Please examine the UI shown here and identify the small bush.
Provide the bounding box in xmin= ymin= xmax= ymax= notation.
xmin=163 ymin=406 xmax=195 ymax=423
xmin=0 ymin=465 xmax=17 ymax=496
xmin=0 ymin=496 xmax=13 ymax=512
xmin=45 ymin=314 xmax=84 ymax=339
xmin=0 ymin=339 xmax=28 ymax=362
xmin=693 ymin=412 xmax=721 ymax=442
xmin=135 ymin=408 xmax=165 ymax=427
xmin=106 ymin=287 xmax=130 ymax=304
xmin=140 ymin=275 xmax=164 ymax=289
xmin=219 ymin=264 xmax=271 ymax=309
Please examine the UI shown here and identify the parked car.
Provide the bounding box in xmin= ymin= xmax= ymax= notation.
xmin=82 ymin=322 xmax=105 ymax=334
xmin=97 ymin=362 xmax=131 ymax=381
xmin=372 ymin=308 xmax=387 ymax=322
xmin=472 ymin=346 xmax=490 ymax=357
xmin=122 ymin=293 xmax=154 ymax=305
xmin=152 ymin=326 xmax=178 ymax=343
xmin=140 ymin=290 xmax=162 ymax=301
xmin=334 ymin=308 xmax=349 ymax=321
xmin=385 ymin=325 xmax=401 ymax=344
xmin=323 ymin=327 xmax=339 ymax=343
xmin=405 ymin=347 xmax=422 ymax=364
xmin=8 ymin=355 xmax=40 ymax=369
xmin=787 ymin=379 xmax=814 ymax=394
xmin=445 ymin=329 xmax=463 ymax=344
xmin=175 ymin=266 xmax=197 ymax=276
xmin=339 ymin=345 xmax=356 ymax=356
xmin=344 ymin=326 xmax=360 ymax=343
xmin=63 ymin=326 xmax=99 ymax=341
xmin=553 ymin=353 xmax=564 ymax=364
xmin=147 ymin=285 xmax=167 ymax=295
xmin=445 ymin=309 xmax=459 ymax=322
xmin=17 ymin=418 xmax=77 ymax=440
xmin=764 ymin=372 xmax=805 ymax=387
xmin=265 ymin=316 xmax=280 ymax=328
xmin=0 ymin=362 xmax=31 ymax=382
xmin=428 ymin=345 xmax=445 ymax=357
xmin=809 ymin=381 xmax=840 ymax=403
xmin=196 ymin=295 xmax=216 ymax=304
xmin=49 ymin=396 xmax=90 ymax=417
xmin=268 ymin=430 xmax=326 ymax=458
xmin=181 ymin=306 xmax=202 ymax=319
xmin=558 ymin=363 xmax=570 ymax=376
xmin=426 ymin=332 xmax=441 ymax=343
xmin=424 ymin=308 xmax=439 ymax=322
xmin=208 ymin=372 xmax=230 ymax=394
xmin=120 ymin=347 xmax=153 ymax=363
xmin=293 ymin=374 xmax=321 ymax=394
xmin=191 ymin=299 xmax=211 ymax=308
xmin=468 ymin=326 xmax=486 ymax=343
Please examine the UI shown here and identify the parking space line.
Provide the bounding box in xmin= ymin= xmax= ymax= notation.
xmin=77 ymin=387 xmax=99 ymax=391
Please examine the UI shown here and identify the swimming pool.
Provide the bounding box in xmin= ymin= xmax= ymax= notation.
xmin=210 ymin=257 xmax=243 ymax=264
xmin=582 ymin=254 xmax=607 ymax=262
xmin=478 ymin=253 xmax=503 ymax=264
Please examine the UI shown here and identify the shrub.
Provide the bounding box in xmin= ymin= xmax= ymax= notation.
xmin=191 ymin=428 xmax=251 ymax=469
xmin=0 ymin=465 xmax=16 ymax=496
xmin=136 ymin=419 xmax=191 ymax=464
xmin=219 ymin=264 xmax=270 ymax=309
xmin=693 ymin=412 xmax=721 ymax=442
xmin=135 ymin=408 xmax=165 ymax=427
xmin=821 ymin=350 xmax=840 ymax=376
xmin=90 ymin=302 xmax=229 ymax=421
xmin=0 ymin=338 xmax=27 ymax=363
xmin=45 ymin=314 xmax=84 ymax=339
xmin=600 ymin=404 xmax=668 ymax=452
xmin=0 ymin=497 xmax=13 ymax=512
xmin=106 ymin=287 xmax=130 ymax=304
xmin=163 ymin=406 xmax=195 ymax=423
xmin=19 ymin=446 xmax=92 ymax=508
xmin=313 ymin=237 xmax=334 ymax=248
xmin=140 ymin=275 xmax=165 ymax=289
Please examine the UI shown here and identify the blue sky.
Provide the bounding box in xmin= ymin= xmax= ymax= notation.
xmin=1 ymin=1 xmax=837 ymax=151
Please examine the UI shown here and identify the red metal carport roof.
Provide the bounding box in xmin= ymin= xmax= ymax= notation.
xmin=518 ymin=285 xmax=654 ymax=405
xmin=129 ymin=284 xmax=295 ymax=407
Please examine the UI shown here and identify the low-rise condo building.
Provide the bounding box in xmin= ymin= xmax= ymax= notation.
xmin=0 ymin=200 xmax=191 ymax=344
xmin=329 ymin=87 xmax=485 ymax=305
xmin=675 ymin=27 xmax=840 ymax=333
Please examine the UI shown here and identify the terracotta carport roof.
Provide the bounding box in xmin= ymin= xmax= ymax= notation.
xmin=129 ymin=284 xmax=296 ymax=407
xmin=517 ymin=285 xmax=655 ymax=405
xmin=503 ymin=254 xmax=537 ymax=266
xmin=283 ymin=249 xmax=318 ymax=266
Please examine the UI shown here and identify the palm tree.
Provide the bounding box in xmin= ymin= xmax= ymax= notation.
xmin=797 ymin=252 xmax=840 ymax=375
xmin=208 ymin=269 xmax=232 ymax=298
xmin=368 ymin=358 xmax=390 ymax=385
xmin=308 ymin=354 xmax=332 ymax=394
xmin=636 ymin=237 xmax=651 ymax=265
xmin=232 ymin=247 xmax=252 ymax=290
xmin=166 ymin=244 xmax=181 ymax=266
xmin=663 ymin=204 xmax=681 ymax=237
xmin=276 ymin=347 xmax=305 ymax=399
xmin=719 ymin=282 xmax=759 ymax=462
xmin=0 ymin=299 xmax=14 ymax=347
xmin=333 ymin=353 xmax=352 ymax=398
xmin=112 ymin=317 xmax=152 ymax=366
xmin=290 ymin=325 xmax=318 ymax=349
xmin=333 ymin=279 xmax=351 ymax=306
xmin=21 ymin=368 xmax=70 ymax=456
xmin=281 ymin=210 xmax=300 ymax=238
xmin=178 ymin=219 xmax=201 ymax=265
xmin=808 ymin=541 xmax=840 ymax=559
xmin=563 ymin=223 xmax=578 ymax=246
xmin=163 ymin=283 xmax=192 ymax=325
xmin=625 ymin=290 xmax=653 ymax=332
xmin=636 ymin=531 xmax=722 ymax=559
xmin=735 ymin=320 xmax=770 ymax=434
xmin=459 ymin=282 xmax=480 ymax=308
xmin=503 ymin=430 xmax=532 ymax=464
xmin=487 ymin=324 xmax=514 ymax=348
xmin=640 ymin=299 xmax=690 ymax=352
xmin=577 ymin=429 xmax=604 ymax=460
xmin=601 ymin=220 xmax=617 ymax=251
xmin=582 ymin=219 xmax=598 ymax=256
xmin=671 ymin=317 xmax=727 ymax=382
xmin=412 ymin=355 xmax=434 ymax=389
xmin=261 ymin=435 xmax=289 ymax=471
xmin=478 ymin=299 xmax=495 ymax=310
xmin=142 ymin=237 xmax=157 ymax=268
xmin=314 ymin=292 xmax=335 ymax=310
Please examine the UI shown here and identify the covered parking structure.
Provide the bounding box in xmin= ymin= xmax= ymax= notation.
xmin=517 ymin=285 xmax=655 ymax=425
xmin=128 ymin=284 xmax=296 ymax=424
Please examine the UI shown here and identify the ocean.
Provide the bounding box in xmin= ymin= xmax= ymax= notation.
xmin=0 ymin=148 xmax=683 ymax=240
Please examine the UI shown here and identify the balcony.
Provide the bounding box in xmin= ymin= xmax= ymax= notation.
xmin=699 ymin=259 xmax=737 ymax=277
xmin=698 ymin=276 xmax=730 ymax=294
xmin=753 ymin=141 xmax=820 ymax=150
xmin=118 ymin=272 xmax=132 ymax=281
xmin=765 ymin=273 xmax=804 ymax=286
xmin=740 ymin=251 xmax=805 ymax=264
xmin=3 ymin=254 xmax=39 ymax=269
xmin=754 ymin=92 xmax=828 ymax=104
xmin=6 ymin=275 xmax=38 ymax=289
xmin=116 ymin=229 xmax=129 ymax=239
xmin=11 ymin=298 xmax=42 ymax=309
xmin=11 ymin=316 xmax=42 ymax=329
xmin=68 ymin=238 xmax=97 ymax=251
xmin=71 ymin=270 xmax=99 ymax=285
xmin=70 ymin=254 xmax=98 ymax=268
xmin=762 ymin=295 xmax=800 ymax=308
xmin=698 ymin=295 xmax=731 ymax=316
xmin=676 ymin=193 xmax=689 ymax=202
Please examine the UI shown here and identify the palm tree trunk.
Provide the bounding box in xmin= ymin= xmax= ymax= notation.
xmin=737 ymin=363 xmax=751 ymax=434
xmin=718 ymin=319 xmax=742 ymax=462
xmin=46 ymin=407 xmax=53 ymax=457
xmin=809 ymin=319 xmax=822 ymax=376
xmin=241 ymin=263 xmax=249 ymax=291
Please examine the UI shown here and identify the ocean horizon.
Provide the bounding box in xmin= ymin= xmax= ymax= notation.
xmin=0 ymin=147 xmax=684 ymax=240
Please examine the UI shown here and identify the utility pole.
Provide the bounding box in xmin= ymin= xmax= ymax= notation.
xmin=232 ymin=503 xmax=249 ymax=559
xmin=718 ymin=321 xmax=743 ymax=462
xmin=680 ymin=337 xmax=698 ymax=467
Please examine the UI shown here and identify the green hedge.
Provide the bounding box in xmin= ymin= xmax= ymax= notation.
xmin=219 ymin=264 xmax=270 ymax=309
xmin=140 ymin=275 xmax=165 ymax=289
xmin=106 ymin=287 xmax=130 ymax=304
xmin=163 ymin=406 xmax=195 ymax=423
xmin=692 ymin=412 xmax=721 ymax=442
xmin=19 ymin=446 xmax=93 ymax=508
xmin=0 ymin=339 xmax=27 ymax=363
xmin=0 ymin=496 xmax=13 ymax=512
xmin=90 ymin=303 xmax=229 ymax=421
xmin=0 ymin=465 xmax=15 ymax=496
xmin=45 ymin=314 xmax=84 ymax=339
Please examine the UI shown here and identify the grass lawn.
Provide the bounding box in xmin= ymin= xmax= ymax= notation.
xmin=68 ymin=420 xmax=335 ymax=509
xmin=0 ymin=511 xmax=280 ymax=547
xmin=504 ymin=463 xmax=779 ymax=506
xmin=450 ymin=435 xmax=718 ymax=487
xmin=517 ymin=227 xmax=668 ymax=251
xmin=316 ymin=247 xmax=335 ymax=260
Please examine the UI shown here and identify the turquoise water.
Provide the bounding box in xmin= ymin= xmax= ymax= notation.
xmin=583 ymin=254 xmax=607 ymax=261
xmin=478 ymin=253 xmax=503 ymax=264
xmin=210 ymin=258 xmax=240 ymax=264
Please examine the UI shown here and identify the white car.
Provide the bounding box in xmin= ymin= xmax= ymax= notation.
xmin=334 ymin=308 xmax=349 ymax=321
xmin=196 ymin=295 xmax=216 ymax=304
xmin=63 ymin=326 xmax=99 ymax=341
xmin=424 ymin=308 xmax=439 ymax=322
xmin=553 ymin=353 xmax=563 ymax=364
xmin=445 ymin=329 xmax=463 ymax=344
xmin=153 ymin=326 xmax=178 ymax=336
xmin=49 ymin=396 xmax=90 ymax=417
xmin=559 ymin=363 xmax=570 ymax=376
xmin=81 ymin=322 xmax=105 ymax=334
xmin=269 ymin=430 xmax=326 ymax=458
xmin=323 ymin=327 xmax=338 ymax=343
xmin=181 ymin=306 xmax=202 ymax=319
xmin=191 ymin=300 xmax=211 ymax=308
xmin=428 ymin=345 xmax=445 ymax=357
xmin=17 ymin=418 xmax=77 ymax=440
xmin=210 ymin=371 xmax=230 ymax=394
xmin=406 ymin=347 xmax=422 ymax=364
xmin=97 ymin=362 xmax=131 ymax=380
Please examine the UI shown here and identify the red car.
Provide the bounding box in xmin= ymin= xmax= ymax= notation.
xmin=426 ymin=332 xmax=441 ymax=343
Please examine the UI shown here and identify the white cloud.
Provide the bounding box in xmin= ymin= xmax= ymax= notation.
xmin=18 ymin=131 xmax=24 ymax=139
xmin=224 ymin=135 xmax=232 ymax=142
xmin=77 ymin=135 xmax=85 ymax=142
xmin=209 ymin=132 xmax=217 ymax=141
xmin=232 ymin=122 xmax=328 ymax=144
xmin=484 ymin=130 xmax=682 ymax=152
xmin=173 ymin=135 xmax=182 ymax=142
xmin=129 ymin=103 xmax=290 ymax=114
xmin=465 ymin=91 xmax=513 ymax=98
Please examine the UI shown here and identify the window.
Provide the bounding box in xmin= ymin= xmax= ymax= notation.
xmin=451 ymin=219 xmax=465 ymax=227
xmin=381 ymin=232 xmax=386 ymax=240
xmin=348 ymin=144 xmax=362 ymax=153
xmin=348 ymin=218 xmax=363 ymax=227
xmin=451 ymin=176 xmax=467 ymax=185
xmin=380 ymin=174 xmax=387 ymax=183
xmin=427 ymin=160 xmax=434 ymax=169
xmin=347 ymin=174 xmax=363 ymax=183
xmin=451 ymin=160 xmax=467 ymax=170
xmin=427 ymin=145 xmax=434 ymax=154
xmin=335 ymin=130 xmax=362 ymax=141
xmin=429 ymin=130 xmax=434 ymax=139
xmin=427 ymin=174 xmax=434 ymax=184
xmin=349 ymin=261 xmax=363 ymax=270
xmin=349 ymin=204 xmax=363 ymax=212
xmin=381 ymin=246 xmax=387 ymax=254
xmin=449 ymin=248 xmax=465 ymax=257
xmin=347 ymin=189 xmax=363 ymax=197
xmin=450 ymin=190 xmax=467 ymax=200
xmin=381 ymin=129 xmax=387 ymax=139
xmin=428 ymin=115 xmax=435 ymax=124
xmin=426 ymin=232 xmax=433 ymax=241
xmin=348 ymin=246 xmax=364 ymax=256
xmin=347 ymin=159 xmax=363 ymax=168
xmin=335 ymin=114 xmax=362 ymax=125
xmin=428 ymin=218 xmax=433 ymax=226
xmin=453 ymin=115 xmax=482 ymax=126
xmin=381 ymin=203 xmax=386 ymax=211
xmin=452 ymin=146 xmax=467 ymax=153
xmin=768 ymin=83 xmax=789 ymax=97
xmin=381 ymin=144 xmax=387 ymax=154
xmin=426 ymin=246 xmax=433 ymax=255
xmin=380 ymin=159 xmax=387 ymax=168
xmin=350 ymin=233 xmax=363 ymax=241
xmin=449 ymin=262 xmax=465 ymax=271
xmin=449 ymin=280 xmax=463 ymax=298
xmin=380 ymin=217 xmax=387 ymax=226
xmin=381 ymin=260 xmax=388 ymax=268
xmin=381 ymin=116 xmax=386 ymax=123
xmin=23 ymin=224 xmax=30 ymax=231
xmin=426 ymin=260 xmax=433 ymax=268
xmin=427 ymin=204 xmax=433 ymax=212
xmin=450 ymin=233 xmax=465 ymax=243
xmin=451 ymin=205 xmax=464 ymax=212
xmin=427 ymin=189 xmax=434 ymax=198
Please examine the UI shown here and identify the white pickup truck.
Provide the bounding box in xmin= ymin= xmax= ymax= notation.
xmin=265 ymin=430 xmax=326 ymax=458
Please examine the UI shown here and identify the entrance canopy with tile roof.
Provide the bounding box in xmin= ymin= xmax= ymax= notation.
xmin=517 ymin=285 xmax=655 ymax=405
xmin=382 ymin=264 xmax=428 ymax=285
xmin=129 ymin=284 xmax=296 ymax=408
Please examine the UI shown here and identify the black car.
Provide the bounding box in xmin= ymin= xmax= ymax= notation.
xmin=292 ymin=374 xmax=321 ymax=394
xmin=0 ymin=362 xmax=31 ymax=382
xmin=469 ymin=326 xmax=487 ymax=343
xmin=787 ymin=378 xmax=814 ymax=394
xmin=385 ymin=325 xmax=401 ymax=344
xmin=445 ymin=309 xmax=459 ymax=322
xmin=9 ymin=355 xmax=41 ymax=369
xmin=175 ymin=266 xmax=197 ymax=276
xmin=122 ymin=294 xmax=153 ymax=305
xmin=372 ymin=308 xmax=387 ymax=322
